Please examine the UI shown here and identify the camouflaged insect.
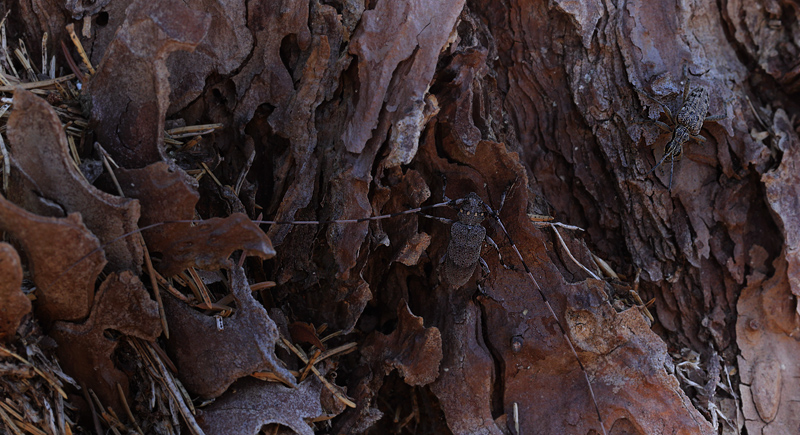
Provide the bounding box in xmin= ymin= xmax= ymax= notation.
xmin=442 ymin=192 xmax=490 ymax=287
xmin=636 ymin=66 xmax=727 ymax=190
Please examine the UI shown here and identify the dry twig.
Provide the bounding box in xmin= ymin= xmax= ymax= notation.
xmin=281 ymin=337 xmax=356 ymax=408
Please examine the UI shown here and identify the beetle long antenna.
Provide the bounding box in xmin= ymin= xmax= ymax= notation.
xmin=55 ymin=201 xmax=454 ymax=288
xmin=647 ymin=149 xmax=672 ymax=177
xmin=251 ymin=201 xmax=450 ymax=225
xmin=668 ymin=154 xmax=675 ymax=192
xmin=486 ymin=184 xmax=607 ymax=435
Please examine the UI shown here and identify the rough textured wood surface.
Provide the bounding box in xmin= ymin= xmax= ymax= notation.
xmin=3 ymin=0 xmax=799 ymax=433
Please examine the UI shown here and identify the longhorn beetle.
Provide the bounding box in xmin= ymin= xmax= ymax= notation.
xmin=413 ymin=176 xmax=507 ymax=288
xmin=50 ymin=182 xmax=608 ymax=435
xmin=635 ymin=65 xmax=728 ymax=191
xmin=440 ymin=183 xmax=608 ymax=435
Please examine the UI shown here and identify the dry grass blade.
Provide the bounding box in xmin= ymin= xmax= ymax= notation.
xmin=88 ymin=389 xmax=123 ymax=435
xmin=145 ymin=339 xmax=179 ymax=374
xmin=66 ymin=134 xmax=82 ymax=168
xmin=195 ymin=300 xmax=235 ymax=313
xmin=0 ymin=345 xmax=67 ymax=399
xmin=65 ymin=24 xmax=95 ymax=75
xmin=281 ymin=337 xmax=356 ymax=408
xmin=591 ymin=253 xmax=619 ymax=279
xmin=154 ymin=271 xmax=191 ymax=302
xmin=549 ymin=224 xmax=601 ymax=280
xmin=723 ymin=365 xmax=742 ymax=434
xmin=163 ymin=136 xmax=183 ymax=146
xmin=78 ymin=380 xmax=103 ymax=435
xmin=97 ymin=142 xmax=124 ymax=196
xmin=13 ymin=47 xmax=35 ymax=81
xmin=0 ymin=401 xmax=54 ymax=435
xmin=14 ymin=416 xmax=48 ymax=435
xmin=207 ymin=291 xmax=237 ymax=312
xmin=180 ymin=135 xmax=203 ymax=151
xmin=234 ymin=148 xmax=255 ymax=196
xmin=16 ymin=40 xmax=34 ymax=79
xmin=299 ymin=349 xmax=322 ymax=382
xmin=0 ymin=125 xmax=8 ymax=193
xmin=0 ymin=74 xmax=77 ymax=92
xmin=40 ymin=32 xmax=47 ymax=77
xmin=93 ymin=141 xmax=119 ymax=168
xmin=629 ymin=291 xmax=654 ymax=322
xmin=249 ymin=280 xmax=276 ymax=291
xmin=397 ymin=409 xmax=415 ymax=430
xmin=187 ymin=268 xmax=214 ymax=308
xmin=0 ymin=404 xmax=25 ymax=435
xmin=309 ymin=414 xmax=337 ymax=423
xmin=629 ymin=290 xmax=654 ymax=322
xmin=317 ymin=342 xmax=357 ymax=362
xmin=140 ymin=340 xmax=204 ymax=435
xmin=127 ymin=338 xmax=160 ymax=381
xmin=144 ymin=243 xmax=170 ymax=339
xmin=320 ymin=330 xmax=343 ymax=343
xmin=0 ymin=17 xmax=19 ymax=80
xmin=55 ymin=393 xmax=68 ymax=434
xmin=48 ymin=55 xmax=55 ymax=80
xmin=166 ymin=123 xmax=223 ymax=138
xmin=252 ymin=371 xmax=298 ymax=382
xmin=0 ymin=13 xmax=11 ymax=84
xmin=174 ymin=273 xmax=201 ymax=303
xmin=59 ymin=41 xmax=84 ymax=83
xmin=548 ymin=221 xmax=585 ymax=231
xmin=117 ymin=383 xmax=144 ymax=435
xmin=199 ymin=162 xmax=223 ymax=187
xmin=630 ymin=269 xmax=654 ymax=322
xmin=527 ymin=212 xmax=554 ymax=227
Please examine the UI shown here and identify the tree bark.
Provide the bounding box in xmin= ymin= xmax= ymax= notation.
xmin=5 ymin=0 xmax=800 ymax=434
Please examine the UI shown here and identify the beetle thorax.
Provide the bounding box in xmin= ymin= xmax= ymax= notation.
xmin=667 ymin=124 xmax=690 ymax=154
xmin=457 ymin=193 xmax=487 ymax=226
